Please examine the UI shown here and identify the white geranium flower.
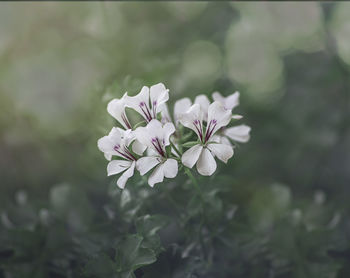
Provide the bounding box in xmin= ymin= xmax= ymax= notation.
xmin=173 ymin=95 xmax=210 ymax=124
xmin=212 ymin=91 xmax=243 ymax=120
xmin=125 ymin=83 xmax=169 ymax=123
xmin=179 ymin=101 xmax=234 ymax=176
xmin=107 ymin=93 xmax=132 ymax=129
xmin=97 ymin=127 xmax=137 ymax=189
xmin=158 ymin=97 xmax=192 ymax=127
xmin=160 ymin=94 xmax=210 ymax=127
xmin=211 ymin=91 xmax=251 ymax=146
xmin=134 ymin=119 xmax=178 ymax=187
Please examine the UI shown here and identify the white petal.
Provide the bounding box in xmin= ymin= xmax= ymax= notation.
xmin=104 ymin=153 xmax=112 ymax=161
xmin=211 ymin=135 xmax=233 ymax=147
xmin=182 ymin=144 xmax=203 ymax=169
xmin=194 ymin=95 xmax=210 ymax=121
xmin=117 ymin=161 xmax=135 ymax=189
xmin=107 ymin=160 xmax=132 ymax=176
xmin=108 ymin=127 xmax=123 ymax=141
xmin=125 ymin=86 xmax=150 ymax=120
xmin=148 ymin=164 xmax=164 ymax=187
xmin=232 ymin=114 xmax=243 ymax=120
xmin=221 ymin=136 xmax=233 ymax=147
xmin=147 ymin=148 xmax=158 ymax=156
xmin=97 ymin=129 xmax=120 ymax=153
xmin=119 ymin=128 xmax=135 ymax=147
xmin=107 ymin=99 xmax=124 ymax=126
xmin=196 ymin=148 xmax=216 ymax=176
xmin=136 ymin=156 xmax=161 ymax=175
xmin=97 ymin=136 xmax=113 ymax=153
xmin=107 ymin=94 xmax=130 ymax=129
xmin=207 ymin=101 xmax=232 ymax=137
xmin=146 ymin=119 xmax=165 ymax=140
xmin=224 ymin=125 xmax=251 ymax=143
xmin=135 ymin=119 xmax=172 ymax=155
xmin=212 ymin=91 xmax=225 ymax=103
xmin=134 ymin=126 xmax=153 ymax=150
xmin=98 ymin=127 xmax=128 ymax=159
xmin=163 ymin=159 xmax=178 ymax=178
xmin=207 ymin=143 xmax=234 ymax=163
xmin=178 ymin=104 xmax=203 ymax=139
xmin=211 ymin=135 xmax=221 ymax=143
xmin=163 ymin=122 xmax=175 ymax=146
xmin=225 ymin=91 xmax=240 ymax=110
xmin=150 ymin=83 xmax=169 ymax=108
xmin=212 ymin=91 xmax=240 ymax=111
xmin=194 ymin=94 xmax=210 ymax=110
xmin=159 ymin=103 xmax=172 ymax=123
xmin=132 ymin=139 xmax=147 ymax=155
xmin=174 ymin=98 xmax=192 ymax=122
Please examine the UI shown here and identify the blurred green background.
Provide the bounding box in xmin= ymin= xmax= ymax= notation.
xmin=1 ymin=2 xmax=350 ymax=278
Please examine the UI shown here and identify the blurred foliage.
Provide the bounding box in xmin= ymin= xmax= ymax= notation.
xmin=1 ymin=2 xmax=350 ymax=278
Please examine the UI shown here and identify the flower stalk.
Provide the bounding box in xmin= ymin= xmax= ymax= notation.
xmin=184 ymin=167 xmax=202 ymax=197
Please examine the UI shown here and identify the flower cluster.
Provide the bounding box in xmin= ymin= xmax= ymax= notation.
xmin=98 ymin=83 xmax=251 ymax=189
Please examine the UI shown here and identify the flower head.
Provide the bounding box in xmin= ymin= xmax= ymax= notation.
xmin=180 ymin=101 xmax=234 ymax=176
xmin=173 ymin=94 xmax=210 ymax=124
xmin=211 ymin=91 xmax=250 ymax=146
xmin=97 ymin=128 xmax=137 ymax=189
xmin=134 ymin=120 xmax=178 ymax=187
xmin=99 ymin=82 xmax=251 ymax=189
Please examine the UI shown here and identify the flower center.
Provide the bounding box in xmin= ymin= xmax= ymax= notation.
xmin=151 ymin=137 xmax=166 ymax=157
xmin=114 ymin=144 xmax=136 ymax=161
xmin=139 ymin=101 xmax=153 ymax=122
xmin=193 ymin=119 xmax=204 ymax=142
xmin=152 ymin=100 xmax=157 ymax=118
xmin=121 ymin=112 xmax=131 ymax=129
xmin=204 ymin=119 xmax=217 ymax=142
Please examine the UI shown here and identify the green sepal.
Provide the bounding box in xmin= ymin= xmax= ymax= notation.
xmin=182 ymin=141 xmax=200 ymax=148
xmin=156 ymin=112 xmax=163 ymax=122
xmin=133 ymin=121 xmax=146 ymax=129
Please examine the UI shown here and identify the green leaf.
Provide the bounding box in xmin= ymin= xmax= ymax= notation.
xmin=115 ymin=234 xmax=157 ymax=274
xmin=131 ymin=247 xmax=156 ymax=270
xmin=135 ymin=215 xmax=169 ymax=237
xmin=84 ymin=253 xmax=118 ymax=278
xmin=116 ymin=235 xmax=143 ymax=266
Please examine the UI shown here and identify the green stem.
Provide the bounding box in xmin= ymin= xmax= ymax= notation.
xmin=170 ymin=140 xmax=182 ymax=157
xmin=184 ymin=167 xmax=202 ymax=198
xmin=184 ymin=167 xmax=208 ymax=261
